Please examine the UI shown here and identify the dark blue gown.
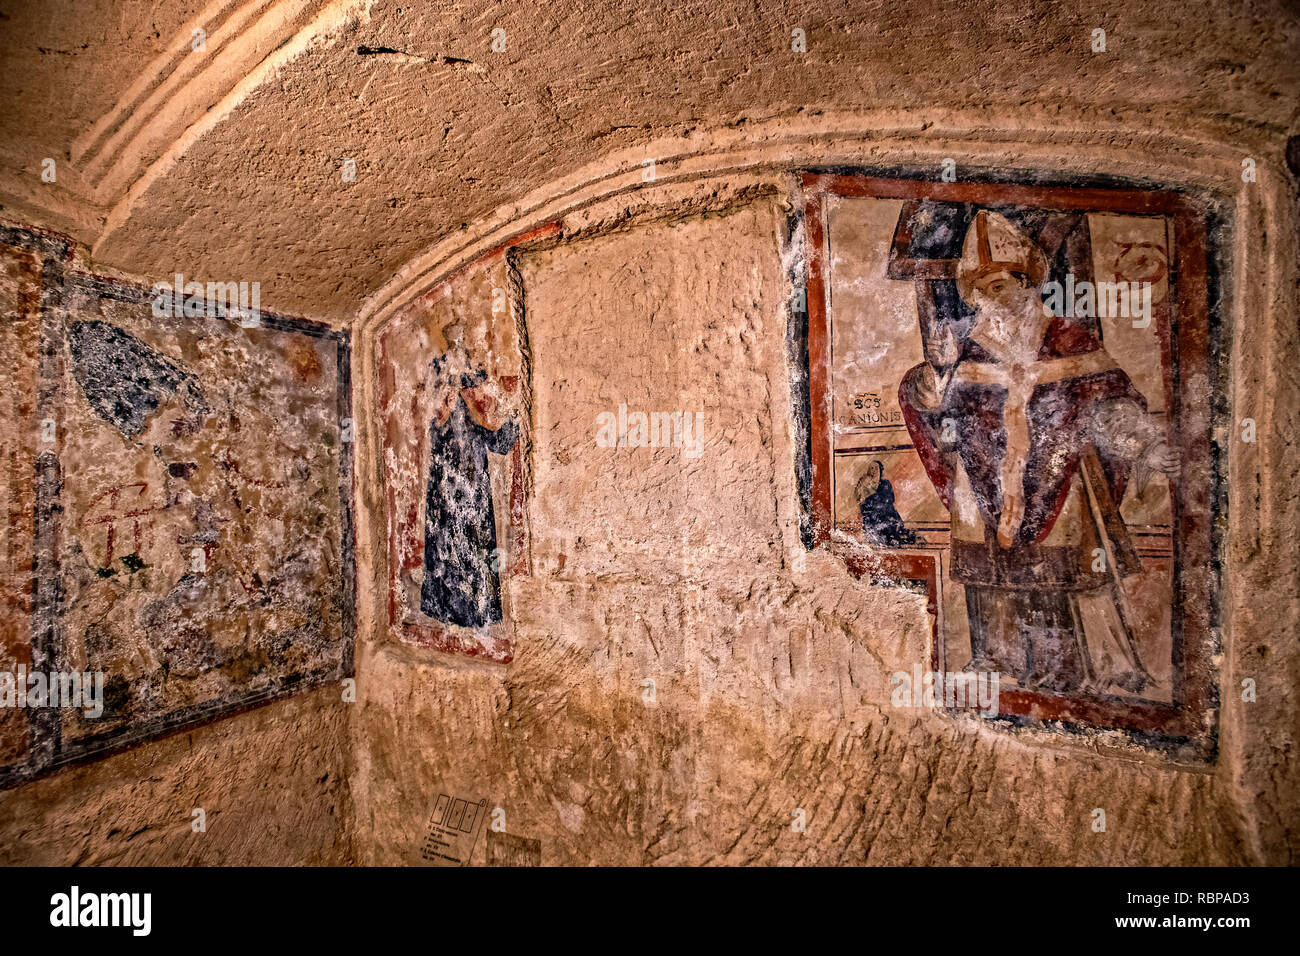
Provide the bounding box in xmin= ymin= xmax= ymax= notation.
xmin=859 ymin=462 xmax=917 ymax=548
xmin=420 ymin=367 xmax=519 ymax=629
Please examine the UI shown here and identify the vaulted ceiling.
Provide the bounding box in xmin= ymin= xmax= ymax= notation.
xmin=2 ymin=0 xmax=1297 ymax=323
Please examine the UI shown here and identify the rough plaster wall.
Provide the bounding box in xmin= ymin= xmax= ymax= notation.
xmin=0 ymin=1 xmax=206 ymax=154
xmin=0 ymin=685 xmax=351 ymax=865
xmin=0 ymin=0 xmax=1296 ymax=868
xmin=528 ymin=207 xmax=787 ymax=577
xmin=352 ymin=202 xmax=1259 ymax=865
xmin=0 ymin=241 xmax=355 ymax=865
xmin=4 ymin=0 xmax=1286 ymax=322
xmin=0 ymin=0 xmax=206 ymax=183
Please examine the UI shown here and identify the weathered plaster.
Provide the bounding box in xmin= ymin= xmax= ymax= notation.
xmin=348 ymin=187 xmax=1286 ymax=864
xmin=0 ymin=0 xmax=1295 ymax=866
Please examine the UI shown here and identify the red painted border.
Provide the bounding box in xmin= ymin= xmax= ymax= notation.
xmin=379 ymin=222 xmax=561 ymax=665
xmin=832 ymin=545 xmax=941 ymax=653
xmin=801 ymin=173 xmax=1216 ymax=746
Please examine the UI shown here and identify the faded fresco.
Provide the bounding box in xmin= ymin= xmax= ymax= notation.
xmin=803 ymin=175 xmax=1219 ymax=749
xmin=379 ymin=249 xmax=530 ymax=662
xmin=0 ymin=234 xmax=48 ymax=775
xmin=1 ymin=251 xmax=354 ymax=787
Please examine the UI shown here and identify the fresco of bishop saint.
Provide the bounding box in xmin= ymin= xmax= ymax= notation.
xmin=899 ymin=210 xmax=1178 ymax=695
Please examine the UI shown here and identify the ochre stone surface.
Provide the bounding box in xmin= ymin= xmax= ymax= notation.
xmin=0 ymin=0 xmax=1297 ymax=867
xmin=0 ymin=1 xmax=1295 ymax=321
xmin=0 ymin=685 xmax=351 ymax=866
xmin=351 ymin=203 xmax=1264 ymax=865
xmin=0 ymin=241 xmax=41 ymax=770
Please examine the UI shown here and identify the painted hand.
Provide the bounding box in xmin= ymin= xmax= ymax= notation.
xmin=1134 ymin=438 xmax=1179 ymax=496
xmin=915 ymin=361 xmax=954 ymax=409
xmin=430 ymin=385 xmax=457 ymax=427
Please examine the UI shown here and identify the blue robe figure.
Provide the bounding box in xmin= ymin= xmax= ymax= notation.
xmin=421 ymin=357 xmax=519 ymax=629
xmin=859 ymin=460 xmax=917 ymax=548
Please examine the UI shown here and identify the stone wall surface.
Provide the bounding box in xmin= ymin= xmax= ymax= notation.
xmin=0 ymin=685 xmax=351 ymax=866
xmin=0 ymin=0 xmax=1296 ymax=867
xmin=6 ymin=0 xmax=1290 ymax=323
xmin=351 ymin=200 xmax=1285 ymax=866
xmin=0 ymin=235 xmax=355 ymax=865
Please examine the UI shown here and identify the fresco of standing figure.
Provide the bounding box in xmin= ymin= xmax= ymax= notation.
xmin=419 ymin=319 xmax=519 ymax=630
